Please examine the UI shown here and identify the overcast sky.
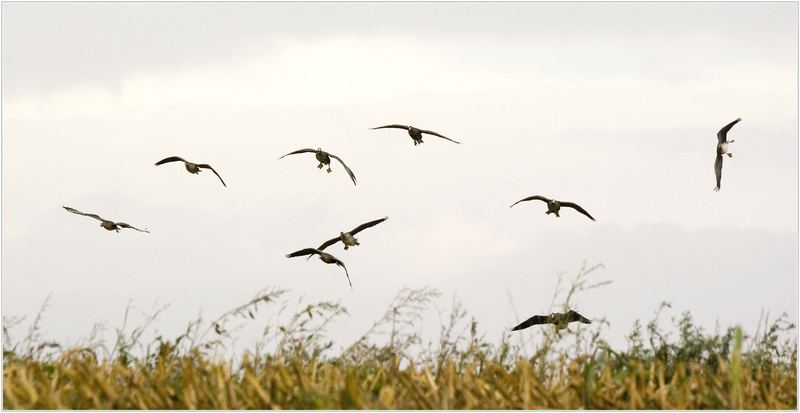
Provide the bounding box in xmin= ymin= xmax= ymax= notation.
xmin=2 ymin=2 xmax=797 ymax=351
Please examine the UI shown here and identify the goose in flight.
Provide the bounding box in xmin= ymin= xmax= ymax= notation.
xmin=316 ymin=217 xmax=389 ymax=253
xmin=154 ymin=156 xmax=226 ymax=187
xmin=279 ymin=148 xmax=357 ymax=185
xmin=714 ymin=118 xmax=741 ymax=192
xmin=286 ymin=248 xmax=352 ymax=288
xmin=63 ymin=206 xmax=149 ymax=233
xmin=512 ymin=310 xmax=591 ymax=333
xmin=510 ymin=195 xmax=595 ymax=221
xmin=371 ymin=124 xmax=460 ymax=146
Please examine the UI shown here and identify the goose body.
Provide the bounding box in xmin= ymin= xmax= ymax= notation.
xmin=315 ymin=150 xmax=331 ymax=166
xmin=717 ymin=142 xmax=730 ymax=156
xmin=340 ymin=232 xmax=359 ymax=248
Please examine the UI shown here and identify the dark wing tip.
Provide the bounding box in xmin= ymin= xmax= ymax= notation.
xmin=511 ymin=320 xmax=534 ymax=331
xmin=568 ymin=310 xmax=592 ymax=323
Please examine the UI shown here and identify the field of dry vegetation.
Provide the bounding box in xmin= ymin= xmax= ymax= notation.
xmin=3 ymin=264 xmax=797 ymax=409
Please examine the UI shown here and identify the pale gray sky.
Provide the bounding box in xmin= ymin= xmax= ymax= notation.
xmin=2 ymin=2 xmax=797 ymax=351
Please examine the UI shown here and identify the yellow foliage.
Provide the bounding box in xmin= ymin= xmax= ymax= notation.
xmin=3 ymin=350 xmax=796 ymax=409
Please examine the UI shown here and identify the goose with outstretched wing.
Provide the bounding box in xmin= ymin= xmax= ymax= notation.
xmin=371 ymin=124 xmax=460 ymax=146
xmin=512 ymin=310 xmax=591 ymax=332
xmin=714 ymin=118 xmax=741 ymax=192
xmin=155 ymin=156 xmax=226 ymax=187
xmin=279 ymin=148 xmax=357 ymax=185
xmin=63 ymin=206 xmax=149 ymax=233
xmin=286 ymin=248 xmax=352 ymax=288
xmin=316 ymin=217 xmax=389 ymax=252
xmin=510 ymin=195 xmax=595 ymax=221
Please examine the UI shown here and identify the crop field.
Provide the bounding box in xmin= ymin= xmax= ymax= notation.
xmin=3 ymin=268 xmax=797 ymax=409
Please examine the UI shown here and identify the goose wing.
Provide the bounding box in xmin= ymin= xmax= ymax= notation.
xmin=350 ymin=216 xmax=389 ymax=235
xmin=116 ymin=222 xmax=150 ymax=233
xmin=714 ymin=153 xmax=723 ymax=192
xmin=420 ymin=128 xmax=460 ymax=144
xmin=371 ymin=124 xmax=408 ymax=131
xmin=279 ymin=148 xmax=317 ymax=159
xmin=560 ymin=201 xmax=595 ymax=221
xmin=334 ymin=259 xmax=353 ymax=289
xmin=197 ymin=164 xmax=227 ymax=187
xmin=317 ymin=236 xmax=342 ymax=251
xmin=512 ymin=315 xmax=550 ymax=331
xmin=63 ymin=206 xmax=104 ymax=222
xmin=509 ymin=195 xmax=550 ymax=208
xmin=155 ymin=156 xmax=187 ymax=166
xmin=566 ymin=310 xmax=591 ymax=324
xmin=286 ymin=248 xmax=322 ymax=258
xmin=328 ymin=153 xmax=357 ymax=185
xmin=717 ymin=118 xmax=742 ymax=144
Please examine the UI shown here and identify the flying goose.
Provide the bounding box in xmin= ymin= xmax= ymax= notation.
xmin=315 ymin=217 xmax=389 ymax=253
xmin=154 ymin=156 xmax=227 ymax=187
xmin=371 ymin=124 xmax=460 ymax=146
xmin=714 ymin=118 xmax=741 ymax=192
xmin=279 ymin=148 xmax=357 ymax=185
xmin=286 ymin=248 xmax=352 ymax=288
xmin=63 ymin=206 xmax=149 ymax=233
xmin=512 ymin=310 xmax=591 ymax=332
xmin=510 ymin=195 xmax=595 ymax=221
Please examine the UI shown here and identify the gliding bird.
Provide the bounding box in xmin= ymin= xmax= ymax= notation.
xmin=286 ymin=248 xmax=352 ymax=289
xmin=154 ymin=156 xmax=227 ymax=187
xmin=316 ymin=216 xmax=389 ymax=253
xmin=371 ymin=124 xmax=460 ymax=146
xmin=512 ymin=310 xmax=591 ymax=333
xmin=279 ymin=148 xmax=357 ymax=185
xmin=63 ymin=206 xmax=150 ymax=233
xmin=714 ymin=118 xmax=741 ymax=192
xmin=510 ymin=195 xmax=595 ymax=221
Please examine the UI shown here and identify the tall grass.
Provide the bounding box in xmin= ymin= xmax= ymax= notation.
xmin=3 ymin=264 xmax=796 ymax=409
